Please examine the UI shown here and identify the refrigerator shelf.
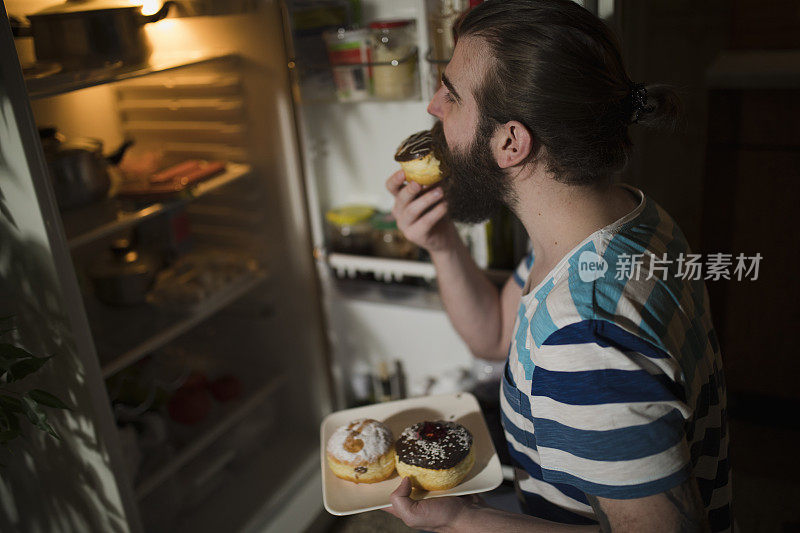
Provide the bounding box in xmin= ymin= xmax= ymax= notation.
xmin=295 ymin=47 xmax=422 ymax=104
xmin=24 ymin=51 xmax=239 ymax=100
xmin=323 ymin=251 xmax=513 ymax=285
xmin=63 ymin=162 xmax=252 ymax=249
xmin=96 ymin=269 xmax=269 ymax=379
xmin=298 ymin=47 xmax=419 ymax=70
xmin=117 ymin=97 xmax=244 ymax=113
xmin=327 ymin=252 xmax=436 ymax=282
xmin=134 ymin=372 xmax=288 ymax=500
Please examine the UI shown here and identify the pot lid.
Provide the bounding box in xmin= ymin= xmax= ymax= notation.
xmin=30 ymin=0 xmax=145 ymax=16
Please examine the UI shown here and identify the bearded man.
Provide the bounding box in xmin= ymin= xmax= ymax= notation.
xmin=385 ymin=1 xmax=730 ymax=531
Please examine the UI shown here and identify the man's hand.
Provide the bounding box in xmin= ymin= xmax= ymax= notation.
xmin=383 ymin=477 xmax=480 ymax=533
xmin=386 ymin=170 xmax=457 ymax=253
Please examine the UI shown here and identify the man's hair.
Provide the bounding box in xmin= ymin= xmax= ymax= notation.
xmin=457 ymin=0 xmax=681 ymax=185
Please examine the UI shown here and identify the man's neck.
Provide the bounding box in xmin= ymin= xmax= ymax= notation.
xmin=511 ymin=168 xmax=637 ymax=274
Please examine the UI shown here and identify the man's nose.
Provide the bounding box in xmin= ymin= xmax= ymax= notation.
xmin=427 ymin=86 xmax=444 ymax=119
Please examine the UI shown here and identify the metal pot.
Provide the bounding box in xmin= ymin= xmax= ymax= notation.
xmin=40 ymin=127 xmax=132 ymax=210
xmin=89 ymin=239 xmax=157 ymax=306
xmin=27 ymin=0 xmax=173 ymax=69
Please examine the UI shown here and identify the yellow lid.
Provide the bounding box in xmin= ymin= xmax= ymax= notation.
xmin=325 ymin=205 xmax=376 ymax=226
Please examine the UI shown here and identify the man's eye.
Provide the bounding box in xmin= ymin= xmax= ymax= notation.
xmin=443 ymin=91 xmax=455 ymax=104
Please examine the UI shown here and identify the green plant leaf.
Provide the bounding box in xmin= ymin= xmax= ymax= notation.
xmin=28 ymin=389 xmax=71 ymax=410
xmin=7 ymin=355 xmax=52 ymax=382
xmin=0 ymin=394 xmax=23 ymax=413
xmin=21 ymin=396 xmax=60 ymax=440
xmin=0 ymin=428 xmax=20 ymax=444
xmin=0 ymin=343 xmax=34 ymax=361
xmin=0 ymin=410 xmax=20 ymax=444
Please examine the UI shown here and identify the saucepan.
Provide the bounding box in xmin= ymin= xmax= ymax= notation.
xmin=26 ymin=0 xmax=174 ymax=69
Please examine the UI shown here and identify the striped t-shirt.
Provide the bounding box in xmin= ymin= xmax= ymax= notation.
xmin=502 ymin=186 xmax=731 ymax=531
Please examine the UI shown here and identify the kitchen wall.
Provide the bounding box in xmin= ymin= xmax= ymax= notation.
xmin=617 ymin=0 xmax=730 ymax=251
xmin=618 ymin=0 xmax=800 ymax=403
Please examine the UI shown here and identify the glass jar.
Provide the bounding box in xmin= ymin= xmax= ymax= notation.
xmin=369 ymin=19 xmax=417 ymax=100
xmin=426 ymin=0 xmax=468 ymax=61
xmin=371 ymin=212 xmax=418 ymax=259
xmin=323 ymin=27 xmax=374 ymax=102
xmin=425 ymin=0 xmax=467 ymax=93
xmin=325 ymin=205 xmax=376 ymax=255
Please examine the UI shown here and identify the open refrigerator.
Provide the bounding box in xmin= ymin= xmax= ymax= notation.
xmin=0 ymin=1 xmax=539 ymax=532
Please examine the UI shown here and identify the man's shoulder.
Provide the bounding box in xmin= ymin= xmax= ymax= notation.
xmin=531 ymin=204 xmax=700 ymax=352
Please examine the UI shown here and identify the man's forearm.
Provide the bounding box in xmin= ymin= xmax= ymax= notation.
xmin=429 ymin=226 xmax=507 ymax=360
xmin=445 ymin=505 xmax=598 ymax=533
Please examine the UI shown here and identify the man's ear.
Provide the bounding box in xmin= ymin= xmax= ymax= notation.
xmin=492 ymin=120 xmax=534 ymax=169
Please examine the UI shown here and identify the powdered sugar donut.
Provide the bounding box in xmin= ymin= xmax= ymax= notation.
xmin=395 ymin=420 xmax=474 ymax=490
xmin=326 ymin=419 xmax=396 ymax=483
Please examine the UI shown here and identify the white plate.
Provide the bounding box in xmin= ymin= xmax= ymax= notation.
xmin=320 ymin=392 xmax=503 ymax=516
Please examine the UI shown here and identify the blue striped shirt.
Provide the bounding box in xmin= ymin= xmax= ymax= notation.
xmin=503 ymin=186 xmax=731 ymax=531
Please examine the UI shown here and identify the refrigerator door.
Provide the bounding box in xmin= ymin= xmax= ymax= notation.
xmin=0 ymin=4 xmax=143 ymax=531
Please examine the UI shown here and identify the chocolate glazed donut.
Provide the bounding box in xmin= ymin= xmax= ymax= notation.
xmin=394 ymin=127 xmax=444 ymax=186
xmin=395 ymin=420 xmax=475 ymax=490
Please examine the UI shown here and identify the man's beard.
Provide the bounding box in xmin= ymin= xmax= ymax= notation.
xmin=431 ymin=119 xmax=516 ymax=224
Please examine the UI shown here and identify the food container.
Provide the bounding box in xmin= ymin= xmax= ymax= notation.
xmin=371 ymin=212 xmax=418 ymax=259
xmin=323 ymin=27 xmax=373 ymax=101
xmin=89 ymin=239 xmax=157 ymax=305
xmin=325 ymin=205 xmax=375 ymax=255
xmin=26 ymin=0 xmax=174 ymax=70
xmin=369 ymin=19 xmax=417 ymax=100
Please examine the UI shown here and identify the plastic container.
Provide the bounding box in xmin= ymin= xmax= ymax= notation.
xmin=323 ymin=27 xmax=373 ymax=101
xmin=369 ymin=19 xmax=418 ymax=100
xmin=371 ymin=212 xmax=418 ymax=259
xmin=325 ymin=205 xmax=376 ymax=254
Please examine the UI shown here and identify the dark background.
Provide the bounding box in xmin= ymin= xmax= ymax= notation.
xmin=617 ymin=1 xmax=800 ymax=530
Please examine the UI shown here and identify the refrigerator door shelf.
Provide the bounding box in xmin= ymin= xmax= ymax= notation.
xmin=320 ymin=249 xmax=513 ymax=286
xmin=325 ymin=250 xmax=436 ymax=282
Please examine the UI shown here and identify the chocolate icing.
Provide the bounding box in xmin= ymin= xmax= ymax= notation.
xmin=396 ymin=421 xmax=473 ymax=469
xmin=395 ymin=130 xmax=433 ymax=162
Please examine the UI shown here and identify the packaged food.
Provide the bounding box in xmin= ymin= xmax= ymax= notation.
xmin=369 ymin=19 xmax=417 ymax=100
xmin=371 ymin=212 xmax=418 ymax=259
xmin=323 ymin=27 xmax=373 ymax=101
xmin=325 ymin=205 xmax=376 ymax=254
